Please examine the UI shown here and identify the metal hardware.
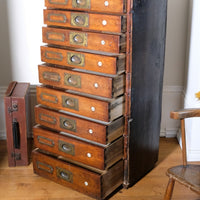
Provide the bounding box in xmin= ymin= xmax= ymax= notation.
xmin=47 ymin=13 xmax=67 ymax=23
xmin=36 ymin=161 xmax=53 ymax=174
xmin=46 ymin=32 xmax=65 ymax=42
xmin=64 ymin=73 xmax=81 ymax=88
xmin=72 ymin=0 xmax=91 ymax=9
xmin=40 ymin=92 xmax=58 ymax=104
xmin=98 ymin=61 xmax=103 ymax=67
xmin=11 ymin=152 xmax=21 ymax=161
xmin=69 ymin=32 xmax=88 ymax=47
xmin=101 ymin=40 xmax=105 ymax=45
xmin=62 ymin=95 xmax=79 ymax=111
xmin=88 ymin=129 xmax=93 ymax=134
xmin=102 ymin=20 xmax=107 ymax=26
xmin=39 ymin=113 xmax=57 ymax=125
xmin=104 ymin=1 xmax=109 ymax=6
xmin=57 ymin=167 xmax=73 ymax=183
xmin=60 ymin=116 xmax=77 ymax=132
xmin=67 ymin=52 xmax=85 ymax=67
xmin=42 ymin=71 xmax=61 ymax=82
xmin=71 ymin=13 xmax=89 ymax=27
xmin=37 ymin=135 xmax=55 ymax=147
xmin=48 ymin=0 xmax=68 ymax=5
xmin=8 ymin=102 xmax=18 ymax=113
xmin=87 ymin=153 xmax=92 ymax=158
xmin=58 ymin=140 xmax=75 ymax=156
xmin=94 ymin=83 xmax=99 ymax=88
xmin=84 ymin=181 xmax=89 ymax=186
xmin=91 ymin=107 xmax=95 ymax=112
xmin=45 ymin=51 xmax=63 ymax=61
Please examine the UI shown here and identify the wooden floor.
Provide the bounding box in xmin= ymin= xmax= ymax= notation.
xmin=0 ymin=138 xmax=199 ymax=200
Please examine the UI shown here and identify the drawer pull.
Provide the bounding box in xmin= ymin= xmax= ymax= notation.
xmin=37 ymin=135 xmax=55 ymax=147
xmin=64 ymin=74 xmax=81 ymax=88
xmin=71 ymin=13 xmax=89 ymax=27
xmin=70 ymin=32 xmax=88 ymax=47
xmin=67 ymin=52 xmax=85 ymax=67
xmin=37 ymin=161 xmax=53 ymax=174
xmin=62 ymin=96 xmax=79 ymax=111
xmin=57 ymin=167 xmax=73 ymax=183
xmin=72 ymin=0 xmax=91 ymax=9
xmin=58 ymin=140 xmax=75 ymax=155
xmin=60 ymin=116 xmax=77 ymax=132
xmin=48 ymin=0 xmax=68 ymax=5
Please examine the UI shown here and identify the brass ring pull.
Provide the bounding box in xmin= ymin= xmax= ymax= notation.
xmin=75 ymin=16 xmax=85 ymax=25
xmin=65 ymin=99 xmax=75 ymax=107
xmin=63 ymin=120 xmax=73 ymax=129
xmin=73 ymin=34 xmax=84 ymax=44
xmin=71 ymin=55 xmax=81 ymax=64
xmin=76 ymin=0 xmax=86 ymax=6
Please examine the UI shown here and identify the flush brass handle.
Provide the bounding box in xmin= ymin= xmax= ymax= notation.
xmin=73 ymin=34 xmax=84 ymax=44
xmin=75 ymin=16 xmax=85 ymax=25
xmin=76 ymin=0 xmax=86 ymax=6
xmin=71 ymin=55 xmax=81 ymax=64
xmin=57 ymin=167 xmax=73 ymax=183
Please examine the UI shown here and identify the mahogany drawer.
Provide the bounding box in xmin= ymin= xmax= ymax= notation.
xmin=33 ymin=126 xmax=123 ymax=170
xmin=42 ymin=27 xmax=126 ymax=53
xmin=35 ymin=106 xmax=124 ymax=145
xmin=38 ymin=64 xmax=125 ymax=98
xmin=41 ymin=46 xmax=125 ymax=75
xmin=45 ymin=0 xmax=127 ymax=14
xmin=43 ymin=9 xmax=127 ymax=33
xmin=33 ymin=149 xmax=123 ymax=199
xmin=36 ymin=86 xmax=125 ymax=122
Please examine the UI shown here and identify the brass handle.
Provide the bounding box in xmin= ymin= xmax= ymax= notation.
xmin=76 ymin=0 xmax=86 ymax=6
xmin=75 ymin=16 xmax=85 ymax=25
xmin=57 ymin=167 xmax=73 ymax=182
xmin=71 ymin=55 xmax=81 ymax=64
xmin=73 ymin=34 xmax=84 ymax=44
xmin=58 ymin=140 xmax=75 ymax=155
xmin=63 ymin=120 xmax=73 ymax=129
xmin=65 ymin=98 xmax=75 ymax=107
xmin=67 ymin=76 xmax=78 ymax=86
xmin=62 ymin=144 xmax=71 ymax=152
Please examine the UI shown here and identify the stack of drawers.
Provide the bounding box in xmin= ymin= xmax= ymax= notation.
xmin=32 ymin=0 xmax=128 ymax=199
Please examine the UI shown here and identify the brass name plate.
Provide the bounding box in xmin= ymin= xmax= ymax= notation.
xmin=39 ymin=113 xmax=57 ymax=125
xmin=40 ymin=92 xmax=58 ymax=104
xmin=69 ymin=32 xmax=88 ymax=47
xmin=46 ymin=32 xmax=65 ymax=42
xmin=72 ymin=0 xmax=91 ymax=9
xmin=58 ymin=140 xmax=75 ymax=156
xmin=47 ymin=13 xmax=67 ymax=23
xmin=42 ymin=71 xmax=61 ymax=82
xmin=37 ymin=161 xmax=54 ymax=174
xmin=64 ymin=73 xmax=81 ymax=88
xmin=67 ymin=52 xmax=85 ymax=67
xmin=62 ymin=95 xmax=79 ymax=111
xmin=45 ymin=51 xmax=63 ymax=61
xmin=60 ymin=116 xmax=77 ymax=132
xmin=71 ymin=13 xmax=89 ymax=27
xmin=37 ymin=135 xmax=55 ymax=147
xmin=48 ymin=0 xmax=68 ymax=5
xmin=56 ymin=167 xmax=73 ymax=183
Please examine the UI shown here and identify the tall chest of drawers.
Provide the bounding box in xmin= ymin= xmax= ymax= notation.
xmin=32 ymin=0 xmax=168 ymax=199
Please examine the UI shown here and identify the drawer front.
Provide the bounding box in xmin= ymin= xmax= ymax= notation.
xmin=45 ymin=0 xmax=126 ymax=14
xmin=41 ymin=46 xmax=125 ymax=75
xmin=36 ymin=86 xmax=110 ymax=122
xmin=43 ymin=27 xmax=126 ymax=53
xmin=38 ymin=65 xmax=124 ymax=98
xmin=32 ymin=150 xmax=101 ymax=199
xmin=35 ymin=106 xmax=108 ymax=144
xmin=33 ymin=127 xmax=106 ymax=169
xmin=44 ymin=9 xmax=126 ymax=33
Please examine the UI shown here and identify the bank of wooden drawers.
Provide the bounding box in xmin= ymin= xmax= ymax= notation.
xmin=33 ymin=149 xmax=124 ymax=200
xmin=35 ymin=106 xmax=124 ymax=145
xmin=34 ymin=0 xmax=127 ymax=198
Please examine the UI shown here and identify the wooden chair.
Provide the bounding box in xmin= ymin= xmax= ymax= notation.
xmin=164 ymin=108 xmax=200 ymax=200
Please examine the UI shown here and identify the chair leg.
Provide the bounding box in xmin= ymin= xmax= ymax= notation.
xmin=164 ymin=177 xmax=175 ymax=200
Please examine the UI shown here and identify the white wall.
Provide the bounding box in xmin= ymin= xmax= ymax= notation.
xmin=183 ymin=0 xmax=200 ymax=161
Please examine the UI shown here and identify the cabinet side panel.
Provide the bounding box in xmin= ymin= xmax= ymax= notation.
xmin=128 ymin=0 xmax=168 ymax=185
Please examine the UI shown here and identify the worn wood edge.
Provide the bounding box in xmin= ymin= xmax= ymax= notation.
xmin=4 ymin=81 xmax=17 ymax=97
xmin=170 ymin=108 xmax=200 ymax=119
